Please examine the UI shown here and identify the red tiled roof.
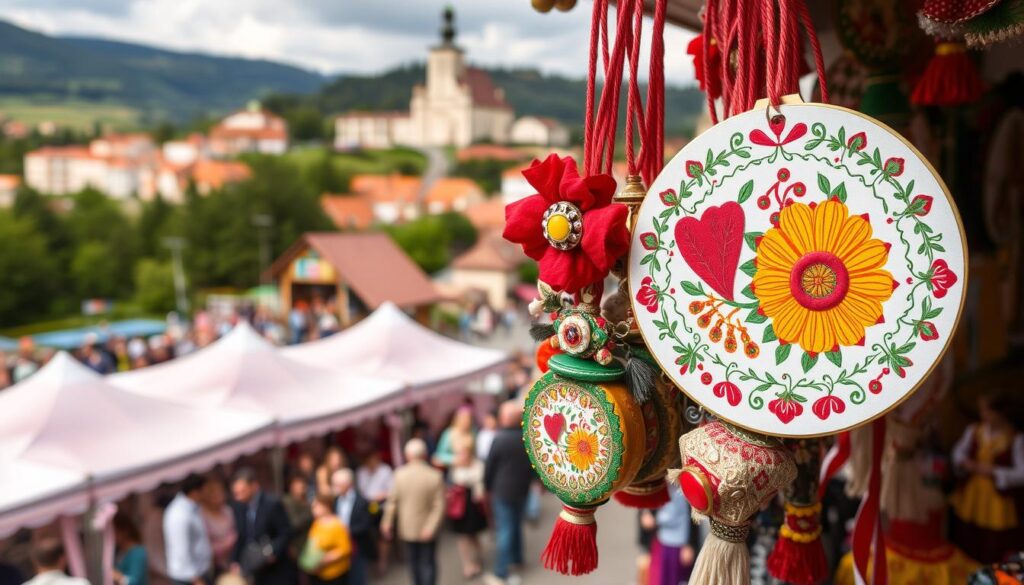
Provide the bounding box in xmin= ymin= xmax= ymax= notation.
xmin=192 ymin=159 xmax=251 ymax=189
xmin=268 ymin=232 xmax=441 ymax=309
xmin=464 ymin=198 xmax=507 ymax=232
xmin=350 ymin=175 xmax=481 ymax=207
xmin=451 ymin=231 xmax=525 ymax=271
xmin=0 ymin=174 xmax=21 ymax=189
xmin=424 ymin=177 xmax=482 ymax=204
xmin=456 ymin=144 xmax=529 ymax=162
xmin=321 ymin=195 xmax=375 ymax=230
xmin=460 ymin=67 xmax=511 ymax=110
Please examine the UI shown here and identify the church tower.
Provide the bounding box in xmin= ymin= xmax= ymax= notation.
xmin=426 ymin=6 xmax=465 ymax=101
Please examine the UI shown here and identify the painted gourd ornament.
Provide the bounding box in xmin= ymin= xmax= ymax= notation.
xmin=673 ymin=422 xmax=797 ymax=585
xmin=523 ymin=353 xmax=646 ymax=575
xmin=613 ymin=350 xmax=684 ymax=508
xmin=629 ymin=97 xmax=966 ymax=438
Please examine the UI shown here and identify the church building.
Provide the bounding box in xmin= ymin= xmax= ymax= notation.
xmin=335 ymin=8 xmax=516 ymax=149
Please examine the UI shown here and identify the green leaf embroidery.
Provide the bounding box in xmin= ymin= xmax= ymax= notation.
xmin=825 ymin=351 xmax=842 ymax=367
xmin=746 ymin=308 xmax=768 ymax=324
xmin=739 ymin=259 xmax=757 ymax=277
xmin=680 ymin=281 xmax=703 ymax=296
xmin=831 ymin=183 xmax=847 ymax=203
xmin=775 ymin=344 xmax=792 ymax=365
xmin=801 ymin=352 xmax=818 ymax=373
xmin=817 ymin=173 xmax=831 ymax=196
xmin=744 ymin=232 xmax=763 ymax=252
xmin=740 ymin=284 xmax=757 ymax=300
xmin=737 ymin=180 xmax=754 ymax=204
xmin=762 ymin=324 xmax=777 ymax=343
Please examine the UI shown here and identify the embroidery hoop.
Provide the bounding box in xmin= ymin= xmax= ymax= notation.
xmin=629 ymin=96 xmax=968 ymax=438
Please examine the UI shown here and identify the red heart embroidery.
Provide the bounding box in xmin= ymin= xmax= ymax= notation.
xmin=674 ymin=202 xmax=745 ymax=300
xmin=543 ymin=413 xmax=565 ymax=443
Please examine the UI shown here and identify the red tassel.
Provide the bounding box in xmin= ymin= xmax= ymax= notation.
xmin=910 ymin=41 xmax=985 ymax=106
xmin=766 ymin=537 xmax=828 ymax=585
xmin=541 ymin=505 xmax=599 ymax=576
xmin=767 ymin=502 xmax=828 ymax=585
xmin=613 ymin=482 xmax=670 ymax=509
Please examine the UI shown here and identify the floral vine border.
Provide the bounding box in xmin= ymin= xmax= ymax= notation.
xmin=634 ymin=116 xmax=959 ymax=424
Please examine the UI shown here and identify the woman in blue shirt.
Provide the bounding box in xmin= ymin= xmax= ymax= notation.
xmin=113 ymin=513 xmax=149 ymax=585
xmin=645 ymin=483 xmax=695 ymax=585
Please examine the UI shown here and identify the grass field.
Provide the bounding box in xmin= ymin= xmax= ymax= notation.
xmin=0 ymin=98 xmax=141 ymax=132
xmin=283 ymin=145 xmax=428 ymax=178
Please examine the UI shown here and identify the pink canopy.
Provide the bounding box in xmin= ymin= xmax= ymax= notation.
xmin=283 ymin=302 xmax=510 ymax=399
xmin=0 ymin=352 xmax=273 ymax=507
xmin=0 ymin=459 xmax=88 ymax=538
xmin=109 ymin=322 xmax=407 ymax=443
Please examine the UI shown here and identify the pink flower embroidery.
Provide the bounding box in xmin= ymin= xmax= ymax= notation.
xmin=768 ymin=397 xmax=803 ymax=424
xmin=927 ymin=259 xmax=958 ymax=299
xmin=713 ymin=381 xmax=742 ymax=407
xmin=812 ymin=395 xmax=846 ymax=420
xmin=635 ymin=276 xmax=659 ymax=313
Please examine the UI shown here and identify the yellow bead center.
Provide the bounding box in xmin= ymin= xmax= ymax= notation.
xmin=546 ymin=214 xmax=571 ymax=242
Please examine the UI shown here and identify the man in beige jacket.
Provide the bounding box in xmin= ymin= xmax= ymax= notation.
xmin=381 ymin=438 xmax=445 ymax=585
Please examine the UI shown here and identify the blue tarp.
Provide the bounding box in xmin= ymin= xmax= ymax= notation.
xmin=31 ymin=319 xmax=167 ymax=350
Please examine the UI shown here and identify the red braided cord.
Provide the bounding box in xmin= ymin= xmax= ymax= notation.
xmin=624 ymin=0 xmax=645 ymax=175
xmin=795 ymin=0 xmax=829 ymax=103
xmin=642 ymin=0 xmax=667 ymax=183
xmin=584 ymin=0 xmax=601 ymax=175
xmin=702 ymin=0 xmax=718 ymax=124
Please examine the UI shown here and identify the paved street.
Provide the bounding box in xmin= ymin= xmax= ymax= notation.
xmin=377 ymin=490 xmax=640 ymax=585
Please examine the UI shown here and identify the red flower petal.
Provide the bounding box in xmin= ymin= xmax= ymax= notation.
xmin=584 ymin=173 xmax=617 ymax=209
xmin=503 ymin=195 xmax=551 ymax=260
xmin=581 ymin=203 xmax=630 ymax=274
xmin=538 ymin=245 xmax=601 ymax=294
xmin=556 ymin=158 xmax=598 ymax=210
xmin=521 ymin=154 xmax=568 ymax=203
xmin=749 ymin=129 xmax=776 ymax=146
xmin=780 ymin=123 xmax=807 ymax=145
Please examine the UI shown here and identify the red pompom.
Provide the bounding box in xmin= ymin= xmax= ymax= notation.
xmin=541 ymin=506 xmax=599 ymax=576
xmin=687 ymin=34 xmax=721 ymax=99
xmin=911 ymin=42 xmax=984 ymax=106
xmin=766 ymin=536 xmax=828 ymax=585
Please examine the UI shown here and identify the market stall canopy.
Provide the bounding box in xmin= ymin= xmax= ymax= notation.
xmin=0 ymin=352 xmax=272 ymax=503
xmin=109 ymin=322 xmax=406 ymax=443
xmin=0 ymin=459 xmax=88 ymax=539
xmin=283 ymin=302 xmax=510 ymax=396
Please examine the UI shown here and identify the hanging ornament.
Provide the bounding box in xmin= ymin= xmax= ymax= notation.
xmin=962 ymin=0 xmax=1024 ymax=47
xmin=911 ymin=41 xmax=986 ymax=106
xmin=613 ymin=350 xmax=684 ymax=508
xmin=522 ymin=351 xmax=646 ymax=575
xmin=673 ymin=422 xmax=797 ymax=585
xmin=629 ymin=96 xmax=967 ymax=438
xmin=767 ymin=439 xmax=829 ymax=585
xmin=503 ymin=154 xmax=628 ymax=295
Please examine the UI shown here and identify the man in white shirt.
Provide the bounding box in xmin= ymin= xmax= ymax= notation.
xmin=332 ymin=469 xmax=374 ymax=585
xmin=22 ymin=538 xmax=89 ymax=585
xmin=163 ymin=474 xmax=212 ymax=585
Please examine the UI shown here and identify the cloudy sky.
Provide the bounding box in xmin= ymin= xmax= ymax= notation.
xmin=0 ymin=0 xmax=697 ymax=83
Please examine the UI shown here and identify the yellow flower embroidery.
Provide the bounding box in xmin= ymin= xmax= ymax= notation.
xmin=565 ymin=428 xmax=600 ymax=472
xmin=753 ymin=200 xmax=894 ymax=354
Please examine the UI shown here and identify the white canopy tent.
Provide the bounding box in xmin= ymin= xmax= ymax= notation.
xmin=283 ymin=302 xmax=511 ymax=399
xmin=109 ymin=322 xmax=407 ymax=444
xmin=0 ymin=460 xmax=88 ymax=539
xmin=0 ymin=352 xmax=273 ymax=521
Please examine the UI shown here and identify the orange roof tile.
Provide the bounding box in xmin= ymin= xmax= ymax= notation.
xmin=451 ymin=231 xmax=525 ymax=272
xmin=0 ymin=174 xmax=21 ymax=190
xmin=424 ymin=177 xmax=482 ymax=204
xmin=209 ymin=126 xmax=288 ymax=141
xmin=26 ymin=146 xmax=94 ymax=159
xmin=456 ymin=144 xmax=529 ymax=162
xmin=464 ymin=198 xmax=507 ymax=232
xmin=192 ymin=159 xmax=251 ymax=189
xmin=321 ymin=195 xmax=375 ymax=230
xmin=350 ymin=174 xmax=421 ymax=203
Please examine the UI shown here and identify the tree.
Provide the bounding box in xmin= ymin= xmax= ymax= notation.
xmin=385 ymin=212 xmax=478 ymax=274
xmin=133 ymin=259 xmax=177 ymax=313
xmin=0 ymin=212 xmax=59 ymax=325
xmin=305 ymin=151 xmax=350 ymax=194
xmin=136 ymin=195 xmax=176 ymax=258
xmin=71 ymin=241 xmax=122 ymax=300
xmin=450 ymin=158 xmax=517 ymax=195
xmin=66 ymin=189 xmax=138 ymax=297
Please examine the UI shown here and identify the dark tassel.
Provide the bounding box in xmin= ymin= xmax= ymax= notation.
xmin=530 ymin=322 xmax=557 ymax=341
xmin=625 ymin=354 xmax=657 ymax=403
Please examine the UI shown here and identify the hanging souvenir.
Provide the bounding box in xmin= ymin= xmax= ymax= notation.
xmin=522 ymin=351 xmax=646 ymax=575
xmin=767 ymin=439 xmax=828 ymax=585
xmin=629 ymin=95 xmax=967 ymax=438
xmin=673 ymin=422 xmax=797 ymax=584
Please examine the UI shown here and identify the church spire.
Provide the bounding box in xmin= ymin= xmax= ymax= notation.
xmin=441 ymin=5 xmax=456 ymax=46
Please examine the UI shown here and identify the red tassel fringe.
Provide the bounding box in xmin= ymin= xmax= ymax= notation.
xmin=613 ymin=483 xmax=670 ymax=509
xmin=541 ymin=506 xmax=599 ymax=576
xmin=911 ymin=42 xmax=985 ymax=106
xmin=766 ymin=535 xmax=828 ymax=585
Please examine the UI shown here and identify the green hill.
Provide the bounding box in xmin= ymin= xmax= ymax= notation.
xmin=0 ymin=19 xmax=325 ymax=124
xmin=294 ymin=64 xmax=704 ymax=138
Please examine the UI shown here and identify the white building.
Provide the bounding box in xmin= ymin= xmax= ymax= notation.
xmin=510 ymin=116 xmax=570 ymax=147
xmin=209 ymin=102 xmax=289 ymax=156
xmin=334 ymin=8 xmax=514 ymax=150
xmin=24 ymin=134 xmax=157 ymax=199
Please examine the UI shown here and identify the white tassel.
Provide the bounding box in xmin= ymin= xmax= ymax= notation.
xmin=688 ymin=520 xmax=751 ymax=585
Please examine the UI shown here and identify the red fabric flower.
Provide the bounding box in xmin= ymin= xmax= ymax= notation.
xmin=635 ymin=276 xmax=659 ymax=313
xmin=768 ymin=397 xmax=803 ymax=424
xmin=686 ymin=34 xmax=721 ymax=98
xmin=927 ymin=259 xmax=958 ymax=298
xmin=713 ymin=381 xmax=742 ymax=407
xmin=503 ymin=154 xmax=628 ymax=293
xmin=812 ymin=395 xmax=846 ymax=420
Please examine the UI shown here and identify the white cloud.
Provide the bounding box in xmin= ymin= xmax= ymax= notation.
xmin=0 ymin=0 xmax=696 ymax=83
